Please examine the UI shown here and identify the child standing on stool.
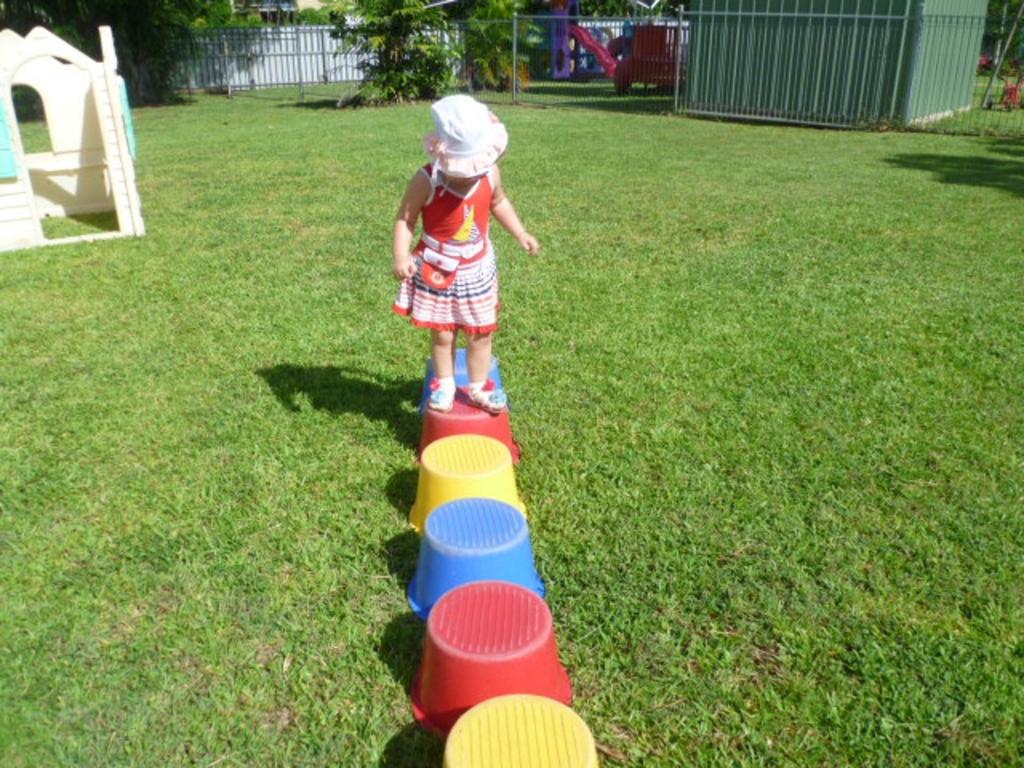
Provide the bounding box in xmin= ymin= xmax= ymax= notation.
xmin=392 ymin=95 xmax=540 ymax=413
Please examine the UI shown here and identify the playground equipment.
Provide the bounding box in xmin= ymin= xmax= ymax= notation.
xmin=547 ymin=0 xmax=683 ymax=96
xmin=0 ymin=26 xmax=144 ymax=253
xmin=409 ymin=434 xmax=525 ymax=533
xmin=550 ymin=0 xmax=574 ymax=79
xmin=570 ymin=25 xmax=618 ymax=78
xmin=614 ymin=23 xmax=680 ymax=94
xmin=408 ymin=498 xmax=544 ymax=620
xmin=419 ymin=394 xmax=521 ymax=463
xmin=418 ymin=351 xmax=520 ymax=462
xmin=411 ymin=581 xmax=573 ymax=734
xmin=386 ymin=295 xmax=600 ymax=756
xmin=551 ymin=0 xmax=620 ymax=80
xmin=445 ymin=695 xmax=600 ymax=768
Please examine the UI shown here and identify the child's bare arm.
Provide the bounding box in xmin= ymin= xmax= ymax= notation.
xmin=490 ymin=166 xmax=540 ymax=255
xmin=393 ymin=171 xmax=432 ymax=279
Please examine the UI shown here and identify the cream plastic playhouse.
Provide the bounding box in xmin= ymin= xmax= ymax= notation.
xmin=0 ymin=26 xmax=144 ymax=253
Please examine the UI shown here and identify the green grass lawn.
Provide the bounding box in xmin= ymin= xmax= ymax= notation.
xmin=1 ymin=95 xmax=1022 ymax=767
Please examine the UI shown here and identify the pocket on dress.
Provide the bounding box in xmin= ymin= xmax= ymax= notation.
xmin=421 ymin=260 xmax=457 ymax=290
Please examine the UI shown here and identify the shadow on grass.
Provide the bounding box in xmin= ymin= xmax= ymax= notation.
xmin=277 ymin=98 xmax=343 ymax=110
xmin=986 ymin=137 xmax=1024 ymax=159
xmin=512 ymin=84 xmax=674 ymax=115
xmin=256 ymin=365 xmax=421 ymax=451
xmin=377 ymin=611 xmax=425 ymax=691
xmin=386 ymin=468 xmax=418 ymax=521
xmin=378 ymin=722 xmax=444 ymax=768
xmin=885 ymin=141 xmax=1024 ymax=199
xmin=272 ymin=84 xmax=361 ymax=110
xmin=382 ymin=530 xmax=420 ymax=589
xmin=41 ymin=211 xmax=120 ymax=239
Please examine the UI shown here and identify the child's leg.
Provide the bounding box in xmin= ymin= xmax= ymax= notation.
xmin=429 ymin=329 xmax=457 ymax=411
xmin=465 ymin=331 xmax=492 ymax=384
xmin=466 ymin=332 xmax=506 ymax=412
xmin=431 ymin=328 xmax=457 ymax=380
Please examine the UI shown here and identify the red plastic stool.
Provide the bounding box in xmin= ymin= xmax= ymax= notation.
xmin=411 ymin=581 xmax=572 ymax=734
xmin=419 ymin=391 xmax=521 ymax=463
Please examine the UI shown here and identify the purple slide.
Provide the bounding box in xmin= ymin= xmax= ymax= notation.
xmin=568 ymin=24 xmax=618 ymax=77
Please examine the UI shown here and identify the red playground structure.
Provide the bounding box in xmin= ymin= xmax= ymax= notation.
xmin=549 ymin=0 xmax=682 ymax=93
xmin=614 ymin=24 xmax=681 ymax=94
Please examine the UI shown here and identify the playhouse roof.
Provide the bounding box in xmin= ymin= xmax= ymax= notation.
xmin=0 ymin=26 xmax=99 ymax=76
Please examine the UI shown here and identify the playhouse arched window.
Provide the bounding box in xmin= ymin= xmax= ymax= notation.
xmin=11 ymin=84 xmax=54 ymax=154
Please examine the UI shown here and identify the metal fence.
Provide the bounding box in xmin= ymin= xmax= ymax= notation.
xmin=176 ymin=25 xmax=363 ymax=99
xmin=907 ymin=12 xmax=1024 ymax=137
xmin=175 ymin=12 xmax=1024 ymax=137
xmin=459 ymin=15 xmax=685 ymax=114
xmin=683 ymin=6 xmax=913 ymax=128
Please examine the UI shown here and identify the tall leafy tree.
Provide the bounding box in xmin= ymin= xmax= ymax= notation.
xmin=985 ymin=0 xmax=1024 ymax=74
xmin=464 ymin=0 xmax=528 ymax=91
xmin=0 ymin=1 xmax=206 ymax=103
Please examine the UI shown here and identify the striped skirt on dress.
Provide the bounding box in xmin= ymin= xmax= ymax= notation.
xmin=393 ymin=245 xmax=499 ymax=334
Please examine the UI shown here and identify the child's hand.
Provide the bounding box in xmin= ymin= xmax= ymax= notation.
xmin=516 ymin=231 xmax=540 ymax=255
xmin=393 ymin=254 xmax=416 ymax=280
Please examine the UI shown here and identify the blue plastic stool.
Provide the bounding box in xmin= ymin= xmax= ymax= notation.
xmin=419 ymin=349 xmax=505 ymax=414
xmin=408 ymin=498 xmax=545 ymax=620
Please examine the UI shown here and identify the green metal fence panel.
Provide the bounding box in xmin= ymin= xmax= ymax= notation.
xmin=903 ymin=2 xmax=987 ymax=123
xmin=686 ymin=0 xmax=915 ymax=127
xmin=917 ymin=0 xmax=981 ymax=15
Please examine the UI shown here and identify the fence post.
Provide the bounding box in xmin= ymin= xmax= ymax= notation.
xmin=900 ymin=7 xmax=927 ymax=124
xmin=512 ymin=13 xmax=519 ymax=104
xmin=321 ymin=26 xmax=329 ymax=84
xmin=674 ymin=5 xmax=685 ymax=114
xmin=222 ymin=31 xmax=231 ymax=98
xmin=297 ymin=27 xmax=305 ymax=101
xmin=184 ymin=30 xmax=194 ymax=96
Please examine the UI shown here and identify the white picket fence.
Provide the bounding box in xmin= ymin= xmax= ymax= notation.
xmin=176 ymin=25 xmax=365 ymax=92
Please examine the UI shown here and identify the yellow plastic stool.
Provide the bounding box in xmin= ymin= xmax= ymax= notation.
xmin=444 ymin=695 xmax=600 ymax=768
xmin=409 ymin=435 xmax=525 ymax=533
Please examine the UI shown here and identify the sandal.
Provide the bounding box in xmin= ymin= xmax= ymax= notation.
xmin=468 ymin=382 xmax=508 ymax=414
xmin=427 ymin=379 xmax=455 ymax=412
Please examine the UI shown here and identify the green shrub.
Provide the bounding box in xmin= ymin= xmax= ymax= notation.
xmin=336 ymin=0 xmax=456 ymax=104
xmin=464 ymin=0 xmax=528 ymax=92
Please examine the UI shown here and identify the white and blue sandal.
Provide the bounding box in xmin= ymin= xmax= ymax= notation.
xmin=427 ymin=384 xmax=455 ymax=413
xmin=468 ymin=385 xmax=508 ymax=414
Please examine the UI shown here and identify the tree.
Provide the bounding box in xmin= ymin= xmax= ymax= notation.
xmin=191 ymin=0 xmax=235 ymax=27
xmin=464 ymin=0 xmax=529 ymax=91
xmin=0 ymin=1 xmax=212 ymax=104
xmin=984 ymin=0 xmax=1023 ymax=79
xmin=335 ymin=0 xmax=457 ymax=104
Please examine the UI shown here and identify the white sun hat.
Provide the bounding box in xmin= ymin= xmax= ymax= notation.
xmin=422 ymin=95 xmax=509 ymax=179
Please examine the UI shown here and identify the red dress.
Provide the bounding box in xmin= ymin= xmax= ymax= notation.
xmin=393 ymin=165 xmax=499 ymax=333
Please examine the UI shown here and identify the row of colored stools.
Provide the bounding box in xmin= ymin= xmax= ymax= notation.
xmin=399 ymin=351 xmax=600 ymax=767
